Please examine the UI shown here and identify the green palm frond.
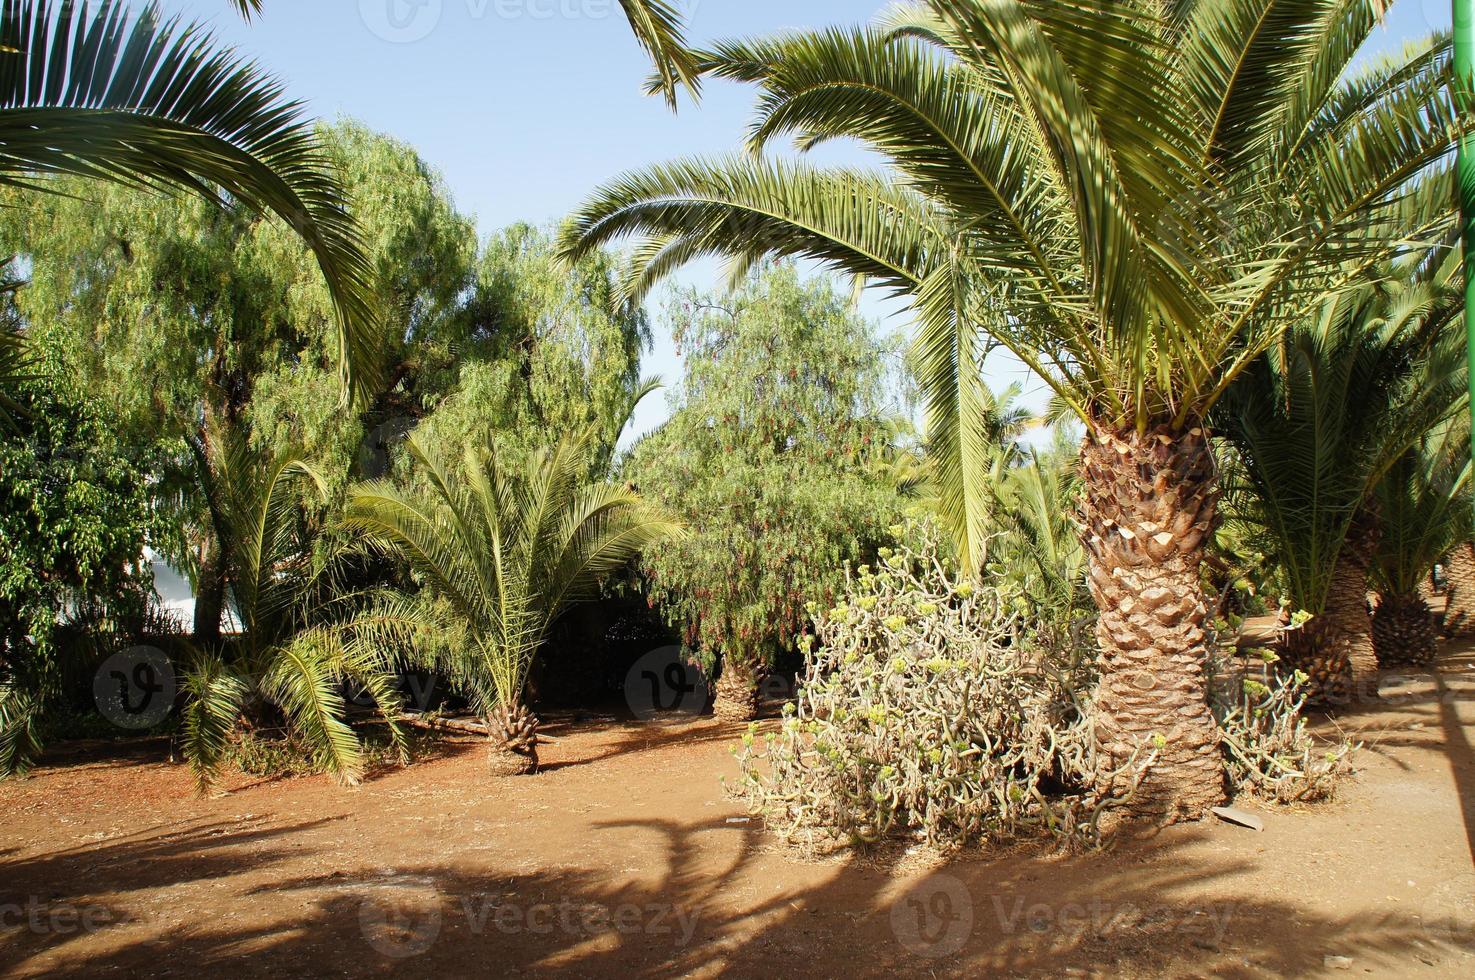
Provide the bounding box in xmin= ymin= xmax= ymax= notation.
xmin=0 ymin=682 xmax=44 ymax=778
xmin=0 ymin=0 xmax=382 ymax=401
xmin=622 ymin=0 xmax=700 ymax=108
xmin=343 ymin=430 xmax=685 ymax=713
xmin=1371 ymin=419 xmax=1473 ymax=598
xmin=180 ymin=652 xmax=248 ymax=793
xmin=261 ymin=636 xmax=363 ymax=785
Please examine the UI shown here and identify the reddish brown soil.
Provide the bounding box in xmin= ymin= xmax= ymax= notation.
xmin=3 ymin=645 xmax=1475 ymax=979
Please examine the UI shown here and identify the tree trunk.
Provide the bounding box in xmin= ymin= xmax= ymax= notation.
xmin=1323 ymin=557 xmax=1378 ymax=702
xmin=487 ymin=700 xmax=538 ymax=776
xmin=1280 ymin=615 xmax=1352 ymax=707
xmin=193 ymin=535 xmax=226 ymax=648
xmin=1372 ymin=594 xmax=1438 ymax=668
xmin=1080 ymin=424 xmax=1226 ymax=825
xmin=1442 ymin=542 xmax=1475 ymax=637
xmin=713 ymin=659 xmax=761 ymax=724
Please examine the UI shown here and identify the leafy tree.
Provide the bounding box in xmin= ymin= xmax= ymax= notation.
xmin=0 ymin=378 xmax=149 ymax=775
xmin=560 ymin=0 xmax=1457 ymax=821
xmin=409 ymin=223 xmax=653 ymax=483
xmin=625 ymin=265 xmax=904 ymax=721
xmin=340 ymin=432 xmax=684 ymax=775
xmin=0 ymin=0 xmax=380 ymax=399
xmin=1215 ymin=255 xmax=1466 ymax=703
xmin=0 ymin=120 xmax=477 ymax=639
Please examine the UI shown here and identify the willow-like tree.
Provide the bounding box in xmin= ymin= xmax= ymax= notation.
xmin=561 ymin=0 xmax=1458 ymax=821
xmin=625 ymin=265 xmax=903 ymax=722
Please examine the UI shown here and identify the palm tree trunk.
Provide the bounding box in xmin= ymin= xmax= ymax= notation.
xmin=713 ymin=658 xmax=761 ymax=724
xmin=1372 ymin=594 xmax=1438 ymax=667
xmin=1324 ymin=556 xmax=1378 ymax=702
xmin=193 ymin=536 xmax=226 ymax=648
xmin=1080 ymin=424 xmax=1226 ymax=824
xmin=1442 ymin=542 xmax=1475 ymax=637
xmin=487 ymin=700 xmax=539 ymax=776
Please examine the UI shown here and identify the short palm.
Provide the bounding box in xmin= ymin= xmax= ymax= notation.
xmin=341 ymin=432 xmax=684 ymax=774
xmin=182 ymin=430 xmax=406 ymax=792
xmin=560 ymin=0 xmax=1458 ymax=821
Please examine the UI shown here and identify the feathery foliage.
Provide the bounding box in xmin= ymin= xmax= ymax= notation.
xmin=0 ymin=0 xmax=382 ymax=400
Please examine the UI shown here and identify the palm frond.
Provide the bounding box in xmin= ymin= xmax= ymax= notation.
xmin=180 ymin=652 xmax=248 ymax=793
xmin=0 ymin=0 xmax=382 ymax=401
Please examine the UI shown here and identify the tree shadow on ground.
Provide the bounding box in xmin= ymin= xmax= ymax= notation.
xmin=3 ymin=809 xmax=1472 ymax=978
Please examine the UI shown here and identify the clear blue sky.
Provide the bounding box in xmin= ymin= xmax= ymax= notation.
xmin=158 ymin=0 xmax=1451 ymax=440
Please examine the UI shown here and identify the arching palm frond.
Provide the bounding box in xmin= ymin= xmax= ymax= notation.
xmin=1372 ymin=419 xmax=1474 ymax=600
xmin=622 ymin=0 xmax=700 ymax=108
xmin=0 ymin=0 xmax=382 ymax=401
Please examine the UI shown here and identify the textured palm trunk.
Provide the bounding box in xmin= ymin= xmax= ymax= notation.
xmin=1323 ymin=556 xmax=1378 ymax=702
xmin=1080 ymin=424 xmax=1226 ymax=824
xmin=1372 ymin=594 xmax=1438 ymax=667
xmin=1442 ymin=543 xmax=1475 ymax=637
xmin=713 ymin=658 xmax=761 ymax=724
xmin=487 ymin=700 xmax=539 ymax=776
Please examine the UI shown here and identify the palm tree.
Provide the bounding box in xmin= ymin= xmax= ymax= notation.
xmin=1369 ymin=421 xmax=1473 ymax=667
xmin=340 ymin=432 xmax=684 ymax=775
xmin=1441 ymin=543 xmax=1475 ymax=635
xmin=559 ymin=1 xmax=1458 ymax=822
xmin=181 ymin=429 xmax=407 ymax=791
xmin=1 ymin=0 xmax=382 ymax=399
xmin=1214 ymin=257 xmax=1466 ymax=703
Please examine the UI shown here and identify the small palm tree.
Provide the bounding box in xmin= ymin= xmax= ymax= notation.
xmin=559 ymin=0 xmax=1458 ymax=821
xmin=1369 ymin=422 xmax=1473 ymax=667
xmin=1215 ymin=256 xmax=1466 ymax=701
xmin=1 ymin=0 xmax=382 ymax=399
xmin=341 ymin=432 xmax=684 ymax=775
xmin=181 ymin=430 xmax=406 ymax=791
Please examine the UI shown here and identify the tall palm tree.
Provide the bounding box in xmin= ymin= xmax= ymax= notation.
xmin=1369 ymin=420 xmax=1473 ymax=666
xmin=559 ymin=0 xmax=1458 ymax=822
xmin=1 ymin=0 xmax=382 ymax=399
xmin=181 ymin=429 xmax=407 ymax=792
xmin=1215 ymin=256 xmax=1466 ymax=703
xmin=341 ymin=432 xmax=684 ymax=775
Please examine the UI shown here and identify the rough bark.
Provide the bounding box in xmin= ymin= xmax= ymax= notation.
xmin=487 ymin=701 xmax=538 ymax=776
xmin=1442 ymin=542 xmax=1475 ymax=637
xmin=1372 ymin=594 xmax=1438 ymax=668
xmin=1080 ymin=424 xmax=1226 ymax=825
xmin=713 ymin=659 xmax=761 ymax=724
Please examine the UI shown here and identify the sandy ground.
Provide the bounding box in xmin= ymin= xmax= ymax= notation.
xmin=2 ymin=643 xmax=1475 ymax=979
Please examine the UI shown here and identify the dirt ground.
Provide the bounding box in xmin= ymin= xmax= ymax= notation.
xmin=3 ymin=642 xmax=1475 ymax=979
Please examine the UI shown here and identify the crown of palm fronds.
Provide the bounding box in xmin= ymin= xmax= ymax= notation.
xmin=341 ymin=430 xmax=685 ymax=712
xmin=1371 ymin=418 xmax=1473 ymax=599
xmin=560 ymin=0 xmax=1462 ymax=561
xmin=0 ymin=0 xmax=382 ymax=401
xmin=1215 ymin=243 xmax=1467 ymax=614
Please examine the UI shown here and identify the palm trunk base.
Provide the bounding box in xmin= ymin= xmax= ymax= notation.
xmin=1081 ymin=424 xmax=1227 ymax=826
xmin=1442 ymin=543 xmax=1475 ymax=637
xmin=1280 ymin=618 xmax=1353 ymax=709
xmin=713 ymin=662 xmax=761 ymax=724
xmin=1326 ymin=555 xmax=1379 ymax=702
xmin=487 ymin=702 xmax=539 ymax=777
xmin=1372 ymin=595 xmax=1437 ymax=668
